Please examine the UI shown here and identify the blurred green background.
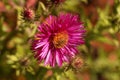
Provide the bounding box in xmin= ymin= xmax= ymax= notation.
xmin=0 ymin=0 xmax=120 ymax=80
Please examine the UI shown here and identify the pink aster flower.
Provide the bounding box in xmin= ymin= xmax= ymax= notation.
xmin=32 ymin=13 xmax=85 ymax=67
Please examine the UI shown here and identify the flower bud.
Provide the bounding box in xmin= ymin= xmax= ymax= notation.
xmin=20 ymin=57 xmax=30 ymax=66
xmin=51 ymin=0 xmax=65 ymax=4
xmin=71 ymin=57 xmax=84 ymax=69
xmin=23 ymin=8 xmax=35 ymax=21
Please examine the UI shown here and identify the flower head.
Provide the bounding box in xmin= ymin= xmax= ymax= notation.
xmin=32 ymin=13 xmax=85 ymax=67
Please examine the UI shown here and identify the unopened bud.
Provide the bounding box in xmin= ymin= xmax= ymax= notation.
xmin=23 ymin=8 xmax=35 ymax=21
xmin=20 ymin=57 xmax=29 ymax=66
xmin=71 ymin=57 xmax=84 ymax=69
xmin=51 ymin=0 xmax=65 ymax=4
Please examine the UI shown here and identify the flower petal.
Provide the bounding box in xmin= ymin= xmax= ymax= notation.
xmin=44 ymin=50 xmax=51 ymax=65
xmin=56 ymin=51 xmax=62 ymax=66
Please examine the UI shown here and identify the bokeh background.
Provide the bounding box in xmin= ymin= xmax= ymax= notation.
xmin=0 ymin=0 xmax=120 ymax=80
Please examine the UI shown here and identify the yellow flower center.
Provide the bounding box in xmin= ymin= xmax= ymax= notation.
xmin=53 ymin=32 xmax=68 ymax=48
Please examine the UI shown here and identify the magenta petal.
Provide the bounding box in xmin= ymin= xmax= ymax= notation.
xmin=56 ymin=51 xmax=62 ymax=66
xmin=40 ymin=44 xmax=49 ymax=58
xmin=41 ymin=42 xmax=49 ymax=51
xmin=50 ymin=53 xmax=56 ymax=67
xmin=62 ymin=55 xmax=69 ymax=62
xmin=35 ymin=42 xmax=46 ymax=49
xmin=65 ymin=46 xmax=75 ymax=56
xmin=44 ymin=50 xmax=51 ymax=65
